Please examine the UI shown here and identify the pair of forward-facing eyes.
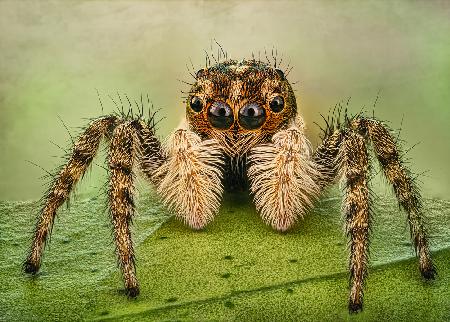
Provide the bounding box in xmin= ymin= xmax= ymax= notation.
xmin=188 ymin=95 xmax=285 ymax=130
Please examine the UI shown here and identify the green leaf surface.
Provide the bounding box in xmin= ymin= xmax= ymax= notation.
xmin=1 ymin=191 xmax=449 ymax=321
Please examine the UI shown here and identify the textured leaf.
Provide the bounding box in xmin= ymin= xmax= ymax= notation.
xmin=0 ymin=190 xmax=449 ymax=321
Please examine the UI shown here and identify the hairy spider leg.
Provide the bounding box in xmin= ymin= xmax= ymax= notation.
xmin=316 ymin=127 xmax=372 ymax=312
xmin=108 ymin=120 xmax=142 ymax=296
xmin=153 ymin=125 xmax=225 ymax=230
xmin=24 ymin=116 xmax=164 ymax=297
xmin=340 ymin=130 xmax=371 ymax=312
xmin=24 ymin=116 xmax=117 ymax=274
xmin=352 ymin=118 xmax=436 ymax=279
xmin=248 ymin=117 xmax=322 ymax=231
xmin=314 ymin=116 xmax=436 ymax=312
xmin=136 ymin=120 xmax=165 ymax=182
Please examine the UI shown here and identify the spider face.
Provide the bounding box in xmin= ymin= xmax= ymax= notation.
xmin=186 ymin=59 xmax=297 ymax=155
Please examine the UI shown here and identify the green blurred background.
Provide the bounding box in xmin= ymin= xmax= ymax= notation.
xmin=0 ymin=0 xmax=449 ymax=201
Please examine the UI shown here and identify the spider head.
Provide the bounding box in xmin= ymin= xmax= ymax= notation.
xmin=186 ymin=59 xmax=297 ymax=155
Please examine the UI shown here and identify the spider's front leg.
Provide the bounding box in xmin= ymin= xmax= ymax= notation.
xmin=154 ymin=124 xmax=225 ymax=230
xmin=247 ymin=118 xmax=322 ymax=231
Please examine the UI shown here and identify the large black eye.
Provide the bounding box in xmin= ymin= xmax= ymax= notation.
xmin=190 ymin=96 xmax=203 ymax=112
xmin=238 ymin=103 xmax=266 ymax=130
xmin=269 ymin=96 xmax=284 ymax=113
xmin=208 ymin=101 xmax=233 ymax=129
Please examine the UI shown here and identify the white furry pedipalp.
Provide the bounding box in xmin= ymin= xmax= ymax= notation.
xmin=153 ymin=127 xmax=224 ymax=229
xmin=248 ymin=118 xmax=321 ymax=231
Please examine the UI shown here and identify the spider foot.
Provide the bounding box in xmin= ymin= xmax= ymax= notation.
xmin=125 ymin=285 xmax=140 ymax=298
xmin=421 ymin=266 xmax=437 ymax=280
xmin=23 ymin=260 xmax=39 ymax=275
xmin=348 ymin=301 xmax=363 ymax=314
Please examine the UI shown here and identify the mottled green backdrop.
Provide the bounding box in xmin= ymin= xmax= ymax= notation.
xmin=0 ymin=0 xmax=449 ymax=200
xmin=1 ymin=2 xmax=450 ymax=321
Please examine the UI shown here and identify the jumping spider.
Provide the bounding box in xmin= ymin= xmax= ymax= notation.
xmin=24 ymin=56 xmax=436 ymax=313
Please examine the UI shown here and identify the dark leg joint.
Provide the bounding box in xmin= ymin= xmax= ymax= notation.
xmin=421 ymin=266 xmax=437 ymax=280
xmin=378 ymin=152 xmax=399 ymax=167
xmin=110 ymin=163 xmax=133 ymax=176
xmin=125 ymin=285 xmax=140 ymax=298
xmin=23 ymin=260 xmax=39 ymax=275
xmin=348 ymin=301 xmax=363 ymax=314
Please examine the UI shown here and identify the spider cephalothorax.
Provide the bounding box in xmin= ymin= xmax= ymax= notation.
xmin=186 ymin=59 xmax=297 ymax=156
xmin=24 ymin=55 xmax=436 ymax=313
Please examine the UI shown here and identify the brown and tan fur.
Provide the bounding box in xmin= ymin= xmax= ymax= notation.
xmin=24 ymin=56 xmax=436 ymax=312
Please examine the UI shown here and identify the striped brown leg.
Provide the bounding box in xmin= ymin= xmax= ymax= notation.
xmin=339 ymin=130 xmax=371 ymax=312
xmin=108 ymin=120 xmax=142 ymax=296
xmin=315 ymin=127 xmax=371 ymax=312
xmin=353 ymin=118 xmax=436 ymax=279
xmin=24 ymin=116 xmax=117 ymax=274
xmin=25 ymin=115 xmax=164 ymax=297
xmin=135 ymin=120 xmax=165 ymax=183
xmin=314 ymin=115 xmax=436 ymax=312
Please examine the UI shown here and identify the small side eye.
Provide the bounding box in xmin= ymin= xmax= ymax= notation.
xmin=196 ymin=68 xmax=207 ymax=78
xmin=190 ymin=96 xmax=203 ymax=112
xmin=269 ymin=96 xmax=284 ymax=113
xmin=275 ymin=69 xmax=285 ymax=79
